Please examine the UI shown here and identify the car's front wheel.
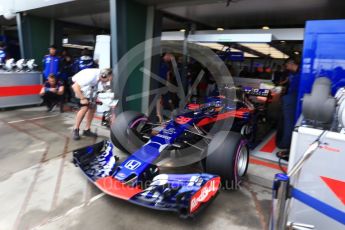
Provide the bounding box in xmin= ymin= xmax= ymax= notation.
xmin=204 ymin=131 xmax=249 ymax=189
xmin=110 ymin=111 xmax=149 ymax=154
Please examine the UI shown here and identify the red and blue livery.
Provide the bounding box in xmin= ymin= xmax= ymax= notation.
xmin=73 ymin=87 xmax=272 ymax=217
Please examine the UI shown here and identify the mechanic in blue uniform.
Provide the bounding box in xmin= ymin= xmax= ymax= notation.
xmin=0 ymin=41 xmax=7 ymax=64
xmin=276 ymin=58 xmax=300 ymax=160
xmin=39 ymin=74 xmax=64 ymax=112
xmin=74 ymin=48 xmax=95 ymax=73
xmin=42 ymin=45 xmax=60 ymax=81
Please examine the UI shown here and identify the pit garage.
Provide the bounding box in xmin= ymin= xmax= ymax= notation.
xmin=0 ymin=1 xmax=345 ymax=230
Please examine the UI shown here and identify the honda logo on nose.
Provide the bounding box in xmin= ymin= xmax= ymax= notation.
xmin=124 ymin=160 xmax=142 ymax=170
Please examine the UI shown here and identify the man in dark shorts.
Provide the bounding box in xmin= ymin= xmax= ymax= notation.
xmin=71 ymin=68 xmax=112 ymax=140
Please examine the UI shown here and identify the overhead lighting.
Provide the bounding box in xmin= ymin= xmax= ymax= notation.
xmin=294 ymin=51 xmax=300 ymax=55
xmin=62 ymin=44 xmax=94 ymax=50
xmin=262 ymin=26 xmax=270 ymax=30
xmin=188 ymin=33 xmax=272 ymax=43
xmin=243 ymin=52 xmax=259 ymax=58
xmin=217 ymin=28 xmax=224 ymax=31
xmin=180 ymin=29 xmax=186 ymax=32
xmin=230 ymin=47 xmax=259 ymax=58
xmin=195 ymin=42 xmax=258 ymax=58
xmin=240 ymin=43 xmax=289 ymax=59
xmin=196 ymin=42 xmax=225 ymax=51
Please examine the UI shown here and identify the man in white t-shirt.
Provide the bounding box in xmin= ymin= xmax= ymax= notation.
xmin=71 ymin=68 xmax=112 ymax=140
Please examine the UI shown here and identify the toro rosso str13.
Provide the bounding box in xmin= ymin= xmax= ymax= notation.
xmin=73 ymin=87 xmax=272 ymax=217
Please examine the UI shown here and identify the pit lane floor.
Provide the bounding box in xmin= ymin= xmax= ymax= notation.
xmin=0 ymin=106 xmax=275 ymax=230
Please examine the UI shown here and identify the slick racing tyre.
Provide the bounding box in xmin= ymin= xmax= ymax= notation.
xmin=204 ymin=131 xmax=249 ymax=189
xmin=110 ymin=111 xmax=148 ymax=154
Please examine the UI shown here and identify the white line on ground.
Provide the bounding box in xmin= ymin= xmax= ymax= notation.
xmin=30 ymin=193 xmax=105 ymax=230
xmin=8 ymin=114 xmax=59 ymax=124
xmin=28 ymin=114 xmax=59 ymax=121
xmin=28 ymin=148 xmax=46 ymax=153
xmin=30 ymin=142 xmax=45 ymax=147
xmin=87 ymin=193 xmax=105 ymax=204
xmin=7 ymin=120 xmax=25 ymax=124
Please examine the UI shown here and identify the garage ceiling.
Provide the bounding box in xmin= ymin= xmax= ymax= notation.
xmin=24 ymin=0 xmax=110 ymax=28
xmin=146 ymin=0 xmax=345 ymax=29
xmin=8 ymin=0 xmax=345 ymax=30
xmin=29 ymin=0 xmax=108 ymax=18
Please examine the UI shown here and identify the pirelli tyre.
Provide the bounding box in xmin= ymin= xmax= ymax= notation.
xmin=204 ymin=131 xmax=249 ymax=189
xmin=110 ymin=111 xmax=148 ymax=154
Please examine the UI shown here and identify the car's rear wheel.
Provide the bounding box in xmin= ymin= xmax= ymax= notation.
xmin=110 ymin=111 xmax=148 ymax=154
xmin=204 ymin=131 xmax=249 ymax=189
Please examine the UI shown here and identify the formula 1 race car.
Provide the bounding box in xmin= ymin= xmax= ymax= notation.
xmin=73 ymin=86 xmax=273 ymax=217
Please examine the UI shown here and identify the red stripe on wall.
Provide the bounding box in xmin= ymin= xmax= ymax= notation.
xmin=260 ymin=134 xmax=276 ymax=153
xmin=0 ymin=85 xmax=42 ymax=97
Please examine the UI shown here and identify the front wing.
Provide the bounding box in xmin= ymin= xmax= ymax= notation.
xmin=73 ymin=141 xmax=221 ymax=217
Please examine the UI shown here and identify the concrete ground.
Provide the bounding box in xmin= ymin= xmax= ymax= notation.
xmin=0 ymin=106 xmax=278 ymax=230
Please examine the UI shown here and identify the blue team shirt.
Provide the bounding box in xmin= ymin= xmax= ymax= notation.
xmin=159 ymin=62 xmax=169 ymax=80
xmin=44 ymin=80 xmax=63 ymax=89
xmin=283 ymin=71 xmax=300 ymax=109
xmin=0 ymin=49 xmax=6 ymax=63
xmin=42 ymin=55 xmax=60 ymax=80
xmin=287 ymin=71 xmax=300 ymax=96
xmin=74 ymin=55 xmax=94 ymax=72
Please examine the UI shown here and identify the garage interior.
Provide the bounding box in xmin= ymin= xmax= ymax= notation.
xmin=1 ymin=0 xmax=345 ymax=230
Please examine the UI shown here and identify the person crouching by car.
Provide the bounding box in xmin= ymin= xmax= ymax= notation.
xmin=39 ymin=74 xmax=64 ymax=112
xmin=71 ymin=68 xmax=112 ymax=140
